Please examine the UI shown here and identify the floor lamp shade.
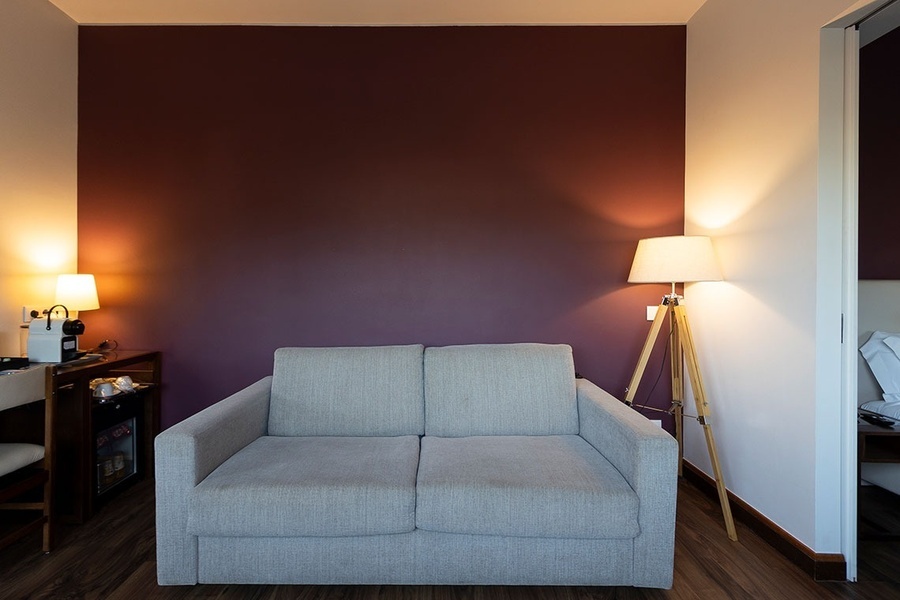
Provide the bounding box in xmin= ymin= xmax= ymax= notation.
xmin=55 ymin=274 xmax=100 ymax=311
xmin=628 ymin=236 xmax=722 ymax=284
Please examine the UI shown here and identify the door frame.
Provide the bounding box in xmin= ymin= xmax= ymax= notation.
xmin=823 ymin=0 xmax=895 ymax=582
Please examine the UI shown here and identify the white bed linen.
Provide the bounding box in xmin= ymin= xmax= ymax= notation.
xmin=860 ymin=331 xmax=900 ymax=397
xmin=860 ymin=400 xmax=900 ymax=421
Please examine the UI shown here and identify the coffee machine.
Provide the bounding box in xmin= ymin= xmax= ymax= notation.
xmin=27 ymin=304 xmax=85 ymax=363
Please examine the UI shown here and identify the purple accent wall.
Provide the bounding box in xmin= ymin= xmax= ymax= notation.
xmin=859 ymin=26 xmax=900 ymax=279
xmin=78 ymin=26 xmax=686 ymax=428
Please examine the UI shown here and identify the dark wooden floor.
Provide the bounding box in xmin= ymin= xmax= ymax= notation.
xmin=858 ymin=484 xmax=900 ymax=588
xmin=1 ymin=478 xmax=899 ymax=600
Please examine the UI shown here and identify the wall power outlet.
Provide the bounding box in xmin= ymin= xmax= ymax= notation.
xmin=21 ymin=306 xmax=65 ymax=323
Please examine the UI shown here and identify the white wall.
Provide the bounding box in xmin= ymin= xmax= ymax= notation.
xmin=684 ymin=0 xmax=860 ymax=553
xmin=0 ymin=0 xmax=78 ymax=356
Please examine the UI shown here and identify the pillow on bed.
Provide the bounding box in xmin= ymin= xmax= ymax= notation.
xmin=860 ymin=331 xmax=900 ymax=395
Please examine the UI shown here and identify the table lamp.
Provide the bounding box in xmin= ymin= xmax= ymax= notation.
xmin=55 ymin=273 xmax=100 ymax=354
xmin=55 ymin=274 xmax=100 ymax=314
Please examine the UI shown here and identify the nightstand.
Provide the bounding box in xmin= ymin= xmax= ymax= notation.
xmin=858 ymin=421 xmax=900 ymax=540
xmin=859 ymin=422 xmax=900 ymax=466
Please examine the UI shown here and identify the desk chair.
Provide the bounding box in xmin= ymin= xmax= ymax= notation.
xmin=0 ymin=368 xmax=54 ymax=552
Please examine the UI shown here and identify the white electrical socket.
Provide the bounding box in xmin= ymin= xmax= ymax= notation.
xmin=646 ymin=306 xmax=657 ymax=321
xmin=21 ymin=306 xmax=41 ymax=323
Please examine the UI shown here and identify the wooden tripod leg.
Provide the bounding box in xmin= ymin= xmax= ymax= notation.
xmin=624 ymin=303 xmax=669 ymax=405
xmin=673 ymin=303 xmax=738 ymax=542
xmin=669 ymin=306 xmax=684 ymax=477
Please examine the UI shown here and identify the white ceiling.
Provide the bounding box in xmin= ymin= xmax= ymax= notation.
xmin=46 ymin=0 xmax=707 ymax=25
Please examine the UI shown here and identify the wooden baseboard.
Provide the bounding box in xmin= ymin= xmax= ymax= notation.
xmin=682 ymin=460 xmax=846 ymax=581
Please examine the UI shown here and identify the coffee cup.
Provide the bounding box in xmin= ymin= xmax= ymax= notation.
xmin=93 ymin=382 xmax=117 ymax=399
xmin=114 ymin=376 xmax=134 ymax=392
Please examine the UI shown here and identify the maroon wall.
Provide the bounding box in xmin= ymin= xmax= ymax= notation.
xmin=78 ymin=26 xmax=686 ymax=428
xmin=859 ymin=26 xmax=900 ymax=279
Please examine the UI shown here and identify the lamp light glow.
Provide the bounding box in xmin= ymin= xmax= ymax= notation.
xmin=55 ymin=274 xmax=100 ymax=311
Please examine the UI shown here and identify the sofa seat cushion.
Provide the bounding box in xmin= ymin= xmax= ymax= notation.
xmin=416 ymin=435 xmax=639 ymax=539
xmin=188 ymin=435 xmax=420 ymax=537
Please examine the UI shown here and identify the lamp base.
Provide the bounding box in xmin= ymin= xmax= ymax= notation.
xmin=623 ymin=296 xmax=738 ymax=542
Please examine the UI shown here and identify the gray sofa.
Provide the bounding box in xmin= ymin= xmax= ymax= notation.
xmin=155 ymin=343 xmax=678 ymax=588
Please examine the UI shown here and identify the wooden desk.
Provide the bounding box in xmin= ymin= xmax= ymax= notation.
xmin=48 ymin=350 xmax=160 ymax=523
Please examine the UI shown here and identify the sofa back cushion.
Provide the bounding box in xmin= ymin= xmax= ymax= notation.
xmin=424 ymin=343 xmax=577 ymax=436
xmin=269 ymin=345 xmax=425 ymax=436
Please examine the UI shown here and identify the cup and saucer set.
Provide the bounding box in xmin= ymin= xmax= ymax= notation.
xmin=89 ymin=376 xmax=138 ymax=402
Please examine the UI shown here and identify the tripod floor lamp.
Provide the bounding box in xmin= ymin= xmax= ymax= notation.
xmin=624 ymin=235 xmax=737 ymax=542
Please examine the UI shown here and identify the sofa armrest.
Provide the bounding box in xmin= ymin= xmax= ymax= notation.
xmin=576 ymin=378 xmax=678 ymax=589
xmin=155 ymin=376 xmax=272 ymax=585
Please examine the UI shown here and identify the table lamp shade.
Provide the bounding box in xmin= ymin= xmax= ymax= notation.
xmin=55 ymin=274 xmax=100 ymax=311
xmin=627 ymin=235 xmax=722 ymax=284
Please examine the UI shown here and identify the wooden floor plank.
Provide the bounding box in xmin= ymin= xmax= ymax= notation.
xmin=0 ymin=478 xmax=897 ymax=600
